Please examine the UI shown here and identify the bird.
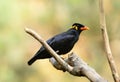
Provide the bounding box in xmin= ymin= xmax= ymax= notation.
xmin=28 ymin=23 xmax=89 ymax=65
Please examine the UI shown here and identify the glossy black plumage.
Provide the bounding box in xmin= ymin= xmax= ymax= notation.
xmin=28 ymin=23 xmax=89 ymax=65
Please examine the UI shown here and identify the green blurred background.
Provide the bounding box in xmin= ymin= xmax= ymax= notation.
xmin=0 ymin=0 xmax=120 ymax=82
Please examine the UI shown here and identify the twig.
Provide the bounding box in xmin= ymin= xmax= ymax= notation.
xmin=25 ymin=27 xmax=107 ymax=82
xmin=99 ymin=0 xmax=120 ymax=82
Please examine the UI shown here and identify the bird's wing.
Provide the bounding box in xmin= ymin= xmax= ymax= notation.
xmin=36 ymin=33 xmax=75 ymax=54
xmin=47 ymin=33 xmax=75 ymax=46
xmin=34 ymin=33 xmax=75 ymax=57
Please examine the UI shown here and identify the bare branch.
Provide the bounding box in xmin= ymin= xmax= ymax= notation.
xmin=50 ymin=53 xmax=107 ymax=82
xmin=25 ymin=28 xmax=107 ymax=82
xmin=99 ymin=0 xmax=120 ymax=82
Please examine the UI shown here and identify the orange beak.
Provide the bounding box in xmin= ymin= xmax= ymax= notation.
xmin=80 ymin=26 xmax=89 ymax=30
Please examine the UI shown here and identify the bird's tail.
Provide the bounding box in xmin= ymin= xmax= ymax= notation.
xmin=28 ymin=57 xmax=37 ymax=65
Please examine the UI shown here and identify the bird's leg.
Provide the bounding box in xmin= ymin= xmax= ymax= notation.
xmin=50 ymin=50 xmax=67 ymax=72
xmin=56 ymin=50 xmax=65 ymax=59
xmin=55 ymin=50 xmax=65 ymax=59
xmin=55 ymin=50 xmax=59 ymax=54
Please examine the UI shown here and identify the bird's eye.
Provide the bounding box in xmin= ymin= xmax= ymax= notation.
xmin=72 ymin=25 xmax=78 ymax=30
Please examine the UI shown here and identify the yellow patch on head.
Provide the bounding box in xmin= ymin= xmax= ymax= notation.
xmin=72 ymin=26 xmax=78 ymax=30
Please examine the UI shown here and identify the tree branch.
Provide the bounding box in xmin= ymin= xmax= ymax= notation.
xmin=50 ymin=52 xmax=107 ymax=82
xmin=25 ymin=28 xmax=107 ymax=82
xmin=99 ymin=0 xmax=120 ymax=82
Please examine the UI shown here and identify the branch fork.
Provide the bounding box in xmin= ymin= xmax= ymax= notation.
xmin=25 ymin=28 xmax=107 ymax=82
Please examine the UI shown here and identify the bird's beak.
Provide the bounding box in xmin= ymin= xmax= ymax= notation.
xmin=80 ymin=26 xmax=89 ymax=30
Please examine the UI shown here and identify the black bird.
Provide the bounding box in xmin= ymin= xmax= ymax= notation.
xmin=28 ymin=23 xmax=89 ymax=65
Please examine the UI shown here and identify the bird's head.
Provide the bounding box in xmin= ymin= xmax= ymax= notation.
xmin=72 ymin=23 xmax=89 ymax=31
